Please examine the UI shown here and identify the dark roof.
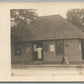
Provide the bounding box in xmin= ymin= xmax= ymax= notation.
xmin=11 ymin=15 xmax=84 ymax=41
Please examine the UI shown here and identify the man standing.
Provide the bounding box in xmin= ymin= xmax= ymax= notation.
xmin=33 ymin=45 xmax=43 ymax=60
xmin=36 ymin=47 xmax=43 ymax=60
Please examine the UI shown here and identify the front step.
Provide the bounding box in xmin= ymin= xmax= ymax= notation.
xmin=81 ymin=61 xmax=84 ymax=64
xmin=28 ymin=60 xmax=43 ymax=65
xmin=12 ymin=63 xmax=84 ymax=68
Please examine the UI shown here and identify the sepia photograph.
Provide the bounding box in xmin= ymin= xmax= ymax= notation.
xmin=10 ymin=2 xmax=84 ymax=77
xmin=1 ymin=2 xmax=84 ymax=81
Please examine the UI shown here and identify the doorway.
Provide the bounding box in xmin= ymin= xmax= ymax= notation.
xmin=81 ymin=40 xmax=84 ymax=60
xmin=32 ymin=41 xmax=43 ymax=61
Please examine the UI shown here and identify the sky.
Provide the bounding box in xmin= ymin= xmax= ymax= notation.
xmin=1 ymin=2 xmax=84 ymax=18
xmin=27 ymin=2 xmax=84 ymax=18
xmin=36 ymin=2 xmax=84 ymax=18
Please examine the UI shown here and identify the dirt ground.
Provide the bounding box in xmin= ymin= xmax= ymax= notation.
xmin=11 ymin=65 xmax=84 ymax=76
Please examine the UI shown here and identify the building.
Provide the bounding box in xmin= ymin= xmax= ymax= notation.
xmin=11 ymin=15 xmax=84 ymax=64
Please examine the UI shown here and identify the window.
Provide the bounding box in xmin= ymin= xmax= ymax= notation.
xmin=56 ymin=40 xmax=64 ymax=55
xmin=14 ymin=42 xmax=21 ymax=56
xmin=50 ymin=44 xmax=55 ymax=52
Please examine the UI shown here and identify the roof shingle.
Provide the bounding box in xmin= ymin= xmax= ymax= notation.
xmin=11 ymin=15 xmax=84 ymax=41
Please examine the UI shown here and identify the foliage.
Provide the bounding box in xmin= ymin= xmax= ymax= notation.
xmin=66 ymin=9 xmax=84 ymax=31
xmin=10 ymin=9 xmax=38 ymax=28
xmin=11 ymin=9 xmax=38 ymax=39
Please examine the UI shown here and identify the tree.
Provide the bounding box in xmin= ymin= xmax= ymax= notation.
xmin=11 ymin=9 xmax=38 ymax=40
xmin=10 ymin=9 xmax=38 ymax=28
xmin=66 ymin=9 xmax=84 ymax=31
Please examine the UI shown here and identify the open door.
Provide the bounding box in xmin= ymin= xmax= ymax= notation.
xmin=32 ymin=42 xmax=43 ymax=61
xmin=81 ymin=40 xmax=84 ymax=60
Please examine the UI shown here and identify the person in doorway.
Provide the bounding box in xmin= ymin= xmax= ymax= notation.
xmin=36 ymin=46 xmax=43 ymax=60
xmin=34 ymin=45 xmax=42 ymax=60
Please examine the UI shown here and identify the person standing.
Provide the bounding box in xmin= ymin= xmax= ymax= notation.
xmin=36 ymin=47 xmax=43 ymax=60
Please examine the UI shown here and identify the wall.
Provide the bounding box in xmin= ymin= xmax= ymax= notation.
xmin=43 ymin=40 xmax=82 ymax=64
xmin=43 ymin=41 xmax=63 ymax=63
xmin=11 ymin=39 xmax=82 ymax=64
xmin=64 ymin=39 xmax=82 ymax=64
xmin=11 ymin=41 xmax=33 ymax=64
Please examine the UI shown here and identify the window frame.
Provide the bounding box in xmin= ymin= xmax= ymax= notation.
xmin=50 ymin=43 xmax=55 ymax=52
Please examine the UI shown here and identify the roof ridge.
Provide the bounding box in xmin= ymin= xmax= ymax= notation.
xmin=39 ymin=14 xmax=61 ymax=18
